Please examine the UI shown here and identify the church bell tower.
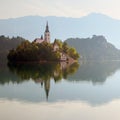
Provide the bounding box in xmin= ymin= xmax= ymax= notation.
xmin=44 ymin=21 xmax=50 ymax=43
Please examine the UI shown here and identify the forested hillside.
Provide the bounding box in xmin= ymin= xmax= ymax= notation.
xmin=66 ymin=35 xmax=120 ymax=60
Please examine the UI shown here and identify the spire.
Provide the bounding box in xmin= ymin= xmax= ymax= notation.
xmin=44 ymin=21 xmax=50 ymax=43
xmin=41 ymin=35 xmax=43 ymax=39
xmin=45 ymin=89 xmax=49 ymax=101
xmin=44 ymin=79 xmax=50 ymax=101
xmin=45 ymin=21 xmax=49 ymax=32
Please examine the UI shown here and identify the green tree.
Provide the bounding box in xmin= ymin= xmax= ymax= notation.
xmin=68 ymin=47 xmax=80 ymax=60
xmin=62 ymin=42 xmax=69 ymax=53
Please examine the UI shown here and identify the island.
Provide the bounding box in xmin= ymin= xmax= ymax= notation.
xmin=7 ymin=22 xmax=79 ymax=62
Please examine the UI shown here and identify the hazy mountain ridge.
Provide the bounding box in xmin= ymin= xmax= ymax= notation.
xmin=0 ymin=13 xmax=120 ymax=48
xmin=65 ymin=35 xmax=120 ymax=60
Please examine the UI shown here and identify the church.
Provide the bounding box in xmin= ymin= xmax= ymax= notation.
xmin=34 ymin=21 xmax=50 ymax=44
xmin=34 ymin=22 xmax=74 ymax=62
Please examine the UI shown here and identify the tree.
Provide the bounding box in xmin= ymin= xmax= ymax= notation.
xmin=68 ymin=47 xmax=80 ymax=60
xmin=62 ymin=42 xmax=69 ymax=53
xmin=7 ymin=38 xmax=80 ymax=62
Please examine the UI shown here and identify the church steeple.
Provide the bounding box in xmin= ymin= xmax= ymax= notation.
xmin=44 ymin=79 xmax=50 ymax=101
xmin=41 ymin=35 xmax=43 ymax=40
xmin=34 ymin=21 xmax=50 ymax=44
xmin=44 ymin=21 xmax=50 ymax=43
xmin=45 ymin=21 xmax=49 ymax=32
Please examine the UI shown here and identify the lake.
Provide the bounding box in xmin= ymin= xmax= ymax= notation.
xmin=0 ymin=61 xmax=120 ymax=120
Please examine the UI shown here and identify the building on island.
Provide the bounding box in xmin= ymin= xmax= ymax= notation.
xmin=53 ymin=39 xmax=60 ymax=51
xmin=34 ymin=22 xmax=75 ymax=62
xmin=34 ymin=21 xmax=50 ymax=44
xmin=34 ymin=35 xmax=44 ymax=44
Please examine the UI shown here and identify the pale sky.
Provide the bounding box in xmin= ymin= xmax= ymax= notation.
xmin=0 ymin=0 xmax=120 ymax=19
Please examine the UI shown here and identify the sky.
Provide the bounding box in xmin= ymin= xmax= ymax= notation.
xmin=0 ymin=0 xmax=120 ymax=19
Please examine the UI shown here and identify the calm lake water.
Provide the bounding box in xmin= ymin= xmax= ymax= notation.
xmin=0 ymin=61 xmax=120 ymax=120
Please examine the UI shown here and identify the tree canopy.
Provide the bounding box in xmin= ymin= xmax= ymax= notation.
xmin=7 ymin=39 xmax=79 ymax=62
xmin=8 ymin=41 xmax=60 ymax=62
xmin=0 ymin=35 xmax=25 ymax=63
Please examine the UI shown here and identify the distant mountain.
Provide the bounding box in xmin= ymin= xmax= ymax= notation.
xmin=65 ymin=35 xmax=120 ymax=60
xmin=1 ymin=13 xmax=120 ymax=48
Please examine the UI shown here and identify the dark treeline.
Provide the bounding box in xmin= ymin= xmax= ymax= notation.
xmin=0 ymin=35 xmax=26 ymax=63
xmin=7 ymin=40 xmax=79 ymax=62
xmin=8 ymin=41 xmax=60 ymax=62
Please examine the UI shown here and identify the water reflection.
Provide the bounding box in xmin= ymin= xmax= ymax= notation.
xmin=5 ymin=61 xmax=120 ymax=84
xmin=8 ymin=62 xmax=79 ymax=83
xmin=7 ymin=62 xmax=79 ymax=100
xmin=68 ymin=61 xmax=120 ymax=84
xmin=0 ymin=61 xmax=120 ymax=105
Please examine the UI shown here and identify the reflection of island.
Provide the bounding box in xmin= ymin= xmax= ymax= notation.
xmin=0 ymin=61 xmax=120 ymax=105
xmin=7 ymin=62 xmax=79 ymax=99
